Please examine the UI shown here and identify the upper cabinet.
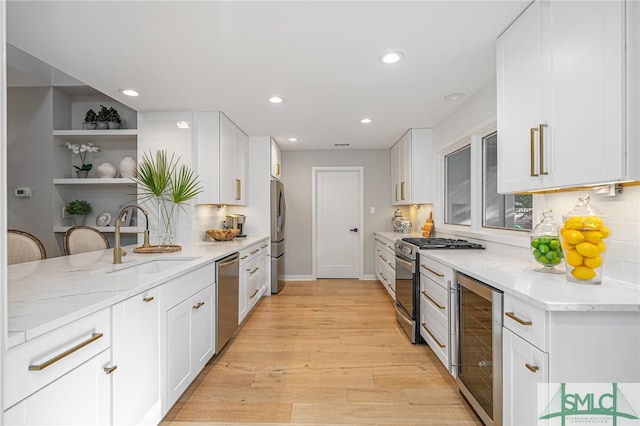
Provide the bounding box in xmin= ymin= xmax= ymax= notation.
xmin=497 ymin=0 xmax=639 ymax=193
xmin=270 ymin=138 xmax=282 ymax=180
xmin=390 ymin=129 xmax=433 ymax=205
xmin=194 ymin=112 xmax=248 ymax=205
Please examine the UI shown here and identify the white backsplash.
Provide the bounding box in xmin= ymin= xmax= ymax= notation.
xmin=193 ymin=204 xmax=229 ymax=242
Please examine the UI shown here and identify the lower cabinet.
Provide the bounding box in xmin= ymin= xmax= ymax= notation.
xmin=239 ymin=242 xmax=268 ymax=324
xmin=3 ymin=309 xmax=112 ymax=425
xmin=374 ymin=235 xmax=396 ymax=300
xmin=111 ymin=287 xmax=162 ymax=425
xmin=166 ymin=283 xmax=215 ymax=408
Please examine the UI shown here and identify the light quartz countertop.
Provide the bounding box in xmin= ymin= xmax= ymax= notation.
xmin=7 ymin=236 xmax=269 ymax=349
xmin=374 ymin=231 xmax=640 ymax=312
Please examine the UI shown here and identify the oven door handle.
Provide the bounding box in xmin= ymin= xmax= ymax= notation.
xmin=395 ymin=256 xmax=413 ymax=269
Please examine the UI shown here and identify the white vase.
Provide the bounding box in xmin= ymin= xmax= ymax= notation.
xmin=119 ymin=157 xmax=137 ymax=179
xmin=96 ymin=162 xmax=117 ymax=178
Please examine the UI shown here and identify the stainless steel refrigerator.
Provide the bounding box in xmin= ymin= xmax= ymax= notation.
xmin=270 ymin=179 xmax=286 ymax=293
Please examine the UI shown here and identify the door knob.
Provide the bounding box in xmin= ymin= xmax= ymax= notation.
xmin=350 ymin=228 xmax=358 ymax=232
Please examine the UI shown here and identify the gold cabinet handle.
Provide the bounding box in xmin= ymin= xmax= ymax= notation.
xmin=379 ymin=254 xmax=387 ymax=262
xmin=400 ymin=181 xmax=406 ymax=201
xmin=539 ymin=123 xmax=548 ymax=175
xmin=388 ymin=262 xmax=395 ymax=270
xmin=276 ymin=163 xmax=281 ymax=175
xmin=240 ymin=255 xmax=248 ymax=260
xmin=380 ymin=273 xmax=387 ymax=282
xmin=395 ymin=184 xmax=399 ymax=201
xmin=247 ymin=267 xmax=259 ymax=275
xmin=421 ymin=264 xmax=444 ymax=278
xmin=235 ymin=179 xmax=241 ymax=201
xmin=143 ymin=296 xmax=154 ymax=303
xmin=249 ymin=289 xmax=260 ymax=300
xmin=421 ymin=290 xmax=445 ymax=310
xmin=104 ymin=365 xmax=118 ymax=375
xmin=250 ymin=249 xmax=259 ymax=255
xmin=421 ymin=323 xmax=445 ymax=348
xmin=525 ymin=363 xmax=539 ymax=373
xmin=193 ymin=301 xmax=205 ymax=310
xmin=505 ymin=311 xmax=532 ymax=326
xmin=530 ymin=128 xmax=539 ymax=177
xmin=261 ymin=244 xmax=268 ymax=249
xmin=28 ymin=332 xmax=104 ymax=371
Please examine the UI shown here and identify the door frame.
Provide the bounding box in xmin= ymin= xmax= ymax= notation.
xmin=311 ymin=166 xmax=364 ymax=280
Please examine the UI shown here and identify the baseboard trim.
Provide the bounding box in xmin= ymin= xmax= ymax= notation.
xmin=283 ymin=275 xmax=378 ymax=281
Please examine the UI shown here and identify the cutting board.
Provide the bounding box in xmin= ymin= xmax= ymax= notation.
xmin=422 ymin=212 xmax=434 ymax=237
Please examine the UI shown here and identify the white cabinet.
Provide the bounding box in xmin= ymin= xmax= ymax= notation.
xmin=195 ymin=111 xmax=248 ymax=205
xmin=497 ymin=0 xmax=637 ymax=193
xmin=502 ymin=293 xmax=640 ymax=425
xmin=390 ymin=129 xmax=433 ymax=205
xmin=271 ymin=138 xmax=282 ymax=180
xmin=418 ymin=256 xmax=454 ymax=373
xmin=51 ymin=87 xmax=139 ymax=244
xmin=239 ymin=241 xmax=269 ymax=324
xmin=111 ymin=287 xmax=161 ymax=425
xmin=374 ymin=234 xmax=396 ymax=300
xmin=3 ymin=309 xmax=112 ymax=425
xmin=162 ymin=263 xmax=216 ymax=412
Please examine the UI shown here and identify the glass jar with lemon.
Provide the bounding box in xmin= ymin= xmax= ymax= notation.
xmin=530 ymin=209 xmax=564 ymax=273
xmin=560 ymin=194 xmax=609 ymax=284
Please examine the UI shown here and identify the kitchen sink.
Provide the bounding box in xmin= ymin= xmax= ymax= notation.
xmin=102 ymin=257 xmax=200 ymax=275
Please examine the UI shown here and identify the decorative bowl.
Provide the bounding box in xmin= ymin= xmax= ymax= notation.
xmin=206 ymin=229 xmax=240 ymax=241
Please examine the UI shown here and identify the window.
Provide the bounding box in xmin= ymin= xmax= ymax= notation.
xmin=445 ymin=145 xmax=471 ymax=225
xmin=482 ymin=132 xmax=532 ymax=231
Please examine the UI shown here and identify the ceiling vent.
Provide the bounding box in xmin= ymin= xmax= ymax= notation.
xmin=334 ymin=143 xmax=350 ymax=147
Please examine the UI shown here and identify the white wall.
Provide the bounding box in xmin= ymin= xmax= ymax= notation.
xmin=280 ymin=149 xmax=392 ymax=278
xmin=6 ymin=87 xmax=57 ymax=256
xmin=2 ymin=0 xmax=9 ymax=414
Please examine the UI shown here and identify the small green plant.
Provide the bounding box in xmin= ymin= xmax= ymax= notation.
xmin=84 ymin=109 xmax=97 ymax=123
xmin=96 ymin=105 xmax=110 ymax=122
xmin=107 ymin=107 xmax=121 ymax=123
xmin=65 ymin=199 xmax=92 ymax=215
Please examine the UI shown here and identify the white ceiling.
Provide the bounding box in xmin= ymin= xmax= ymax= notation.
xmin=6 ymin=1 xmax=530 ymax=150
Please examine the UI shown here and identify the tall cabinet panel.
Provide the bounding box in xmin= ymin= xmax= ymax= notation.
xmin=390 ymin=129 xmax=433 ymax=206
xmin=497 ymin=0 xmax=633 ymax=193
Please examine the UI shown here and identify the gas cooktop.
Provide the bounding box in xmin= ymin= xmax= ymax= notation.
xmin=401 ymin=237 xmax=485 ymax=250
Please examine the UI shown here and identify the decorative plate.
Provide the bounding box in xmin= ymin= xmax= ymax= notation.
xmin=96 ymin=212 xmax=112 ymax=227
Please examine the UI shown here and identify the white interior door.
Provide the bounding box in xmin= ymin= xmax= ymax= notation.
xmin=313 ymin=167 xmax=363 ymax=278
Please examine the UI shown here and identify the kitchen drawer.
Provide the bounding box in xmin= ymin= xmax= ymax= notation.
xmin=245 ymin=257 xmax=262 ymax=305
xmin=420 ymin=272 xmax=448 ymax=320
xmin=240 ymin=241 xmax=268 ymax=265
xmin=420 ymin=307 xmax=448 ymax=367
xmin=503 ymin=294 xmax=548 ymax=351
xmin=419 ymin=256 xmax=453 ymax=288
xmin=4 ymin=309 xmax=111 ymax=409
xmin=164 ymin=262 xmax=215 ymax=309
xmin=421 ymin=289 xmax=447 ymax=329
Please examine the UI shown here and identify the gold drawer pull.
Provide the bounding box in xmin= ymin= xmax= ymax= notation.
xmin=250 ymin=249 xmax=259 ymax=255
xmin=379 ymin=254 xmax=387 ymax=262
xmin=530 ymin=127 xmax=539 ymax=177
xmin=421 ymin=323 xmax=445 ymax=348
xmin=505 ymin=311 xmax=532 ymax=326
xmin=248 ymin=267 xmax=259 ymax=275
xmin=29 ymin=332 xmax=104 ymax=371
xmin=539 ymin=123 xmax=548 ymax=175
xmin=388 ymin=262 xmax=395 ymax=269
xmin=525 ymin=363 xmax=539 ymax=373
xmin=104 ymin=365 xmax=118 ymax=375
xmin=276 ymin=163 xmax=281 ymax=175
xmin=380 ymin=273 xmax=387 ymax=282
xmin=261 ymin=244 xmax=268 ymax=249
xmin=235 ymin=179 xmax=241 ymax=200
xmin=421 ymin=265 xmax=444 ymax=278
xmin=193 ymin=302 xmax=205 ymax=310
xmin=249 ymin=289 xmax=260 ymax=300
xmin=421 ymin=291 xmax=445 ymax=310
xmin=240 ymin=255 xmax=248 ymax=260
xmin=143 ymin=296 xmax=154 ymax=303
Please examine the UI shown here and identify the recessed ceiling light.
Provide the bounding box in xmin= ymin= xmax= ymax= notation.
xmin=269 ymin=96 xmax=284 ymax=104
xmin=288 ymin=137 xmax=298 ymax=142
xmin=120 ymin=89 xmax=139 ymax=97
xmin=380 ymin=51 xmax=404 ymax=64
xmin=360 ymin=118 xmax=373 ymax=124
xmin=176 ymin=121 xmax=190 ymax=129
xmin=443 ymin=92 xmax=466 ymax=101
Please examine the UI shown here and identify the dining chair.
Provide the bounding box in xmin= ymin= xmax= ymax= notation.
xmin=63 ymin=226 xmax=110 ymax=255
xmin=7 ymin=229 xmax=48 ymax=264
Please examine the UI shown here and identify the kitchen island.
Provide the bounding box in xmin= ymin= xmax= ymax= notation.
xmin=5 ymin=236 xmax=269 ymax=425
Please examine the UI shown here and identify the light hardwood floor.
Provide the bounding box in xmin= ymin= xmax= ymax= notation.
xmin=161 ymin=280 xmax=482 ymax=425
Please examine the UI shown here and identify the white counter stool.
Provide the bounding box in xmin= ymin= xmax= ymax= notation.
xmin=7 ymin=229 xmax=47 ymax=264
xmin=63 ymin=226 xmax=110 ymax=255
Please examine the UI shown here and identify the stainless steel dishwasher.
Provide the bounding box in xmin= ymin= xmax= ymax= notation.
xmin=216 ymin=252 xmax=239 ymax=352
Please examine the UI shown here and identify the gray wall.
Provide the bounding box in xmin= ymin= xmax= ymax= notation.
xmin=7 ymin=87 xmax=58 ymax=256
xmin=281 ymin=149 xmax=394 ymax=278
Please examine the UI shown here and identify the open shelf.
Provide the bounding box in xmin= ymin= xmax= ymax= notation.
xmin=53 ymin=129 xmax=138 ymax=138
xmin=54 ymin=178 xmax=136 ymax=185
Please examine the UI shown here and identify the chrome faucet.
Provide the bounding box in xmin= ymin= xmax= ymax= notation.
xmin=114 ymin=203 xmax=151 ymax=264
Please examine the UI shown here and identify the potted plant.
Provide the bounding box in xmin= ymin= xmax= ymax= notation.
xmin=65 ymin=199 xmax=92 ymax=226
xmin=61 ymin=141 xmax=101 ymax=177
xmin=134 ymin=150 xmax=202 ymax=247
xmin=107 ymin=106 xmax=122 ymax=129
xmin=96 ymin=105 xmax=110 ymax=130
xmin=82 ymin=109 xmax=98 ymax=130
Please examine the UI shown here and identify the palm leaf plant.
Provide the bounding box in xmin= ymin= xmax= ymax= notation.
xmin=133 ymin=150 xmax=202 ymax=246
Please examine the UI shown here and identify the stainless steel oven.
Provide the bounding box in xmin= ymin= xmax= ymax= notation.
xmin=456 ymin=272 xmax=503 ymax=426
xmin=394 ymin=240 xmax=421 ymax=343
